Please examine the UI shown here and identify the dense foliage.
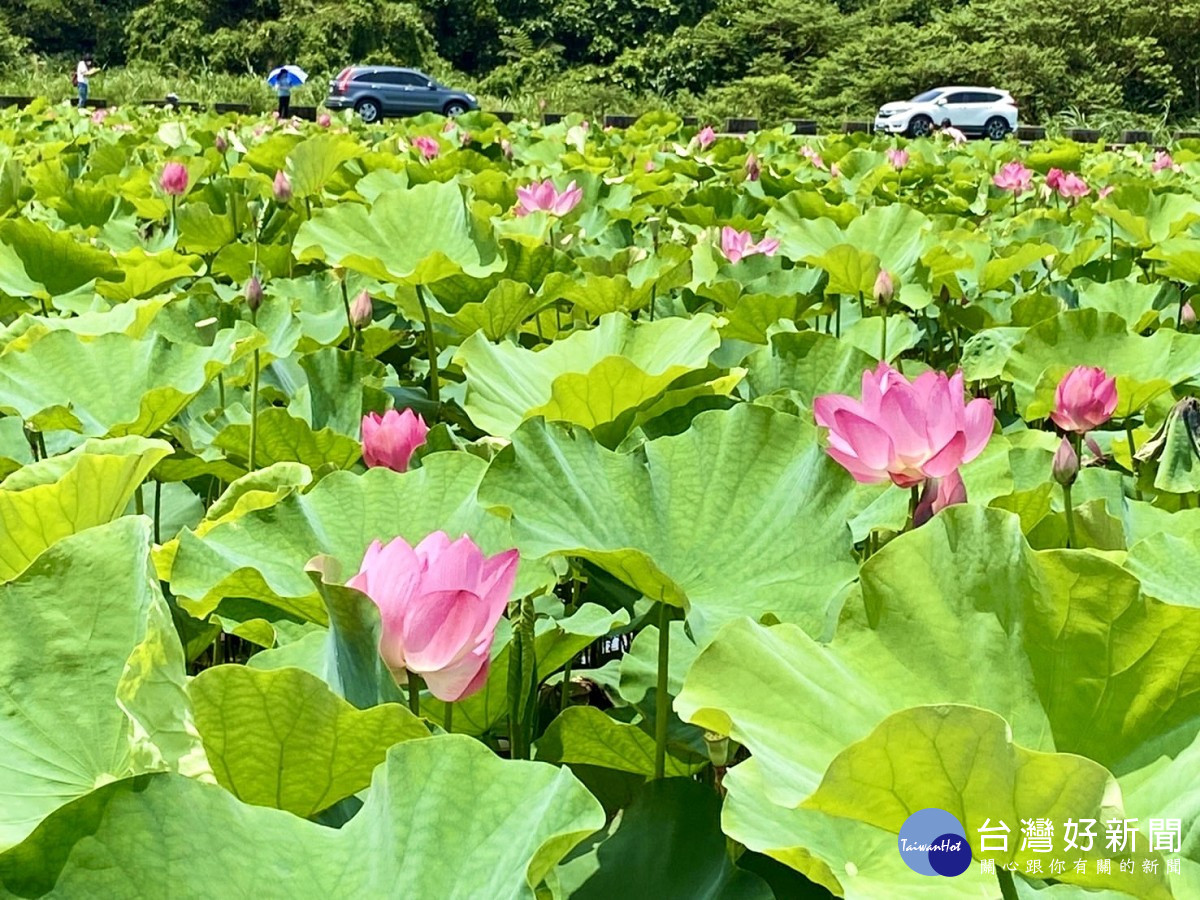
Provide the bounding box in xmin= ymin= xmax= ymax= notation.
xmin=6 ymin=0 xmax=1200 ymax=123
xmin=0 ymin=103 xmax=1199 ymax=898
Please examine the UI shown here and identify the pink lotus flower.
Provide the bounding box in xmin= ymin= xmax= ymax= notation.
xmin=720 ymin=226 xmax=779 ymax=264
xmin=1098 ymin=185 xmax=1115 ymax=199
xmin=317 ymin=113 xmax=332 ymax=127
xmin=745 ymin=153 xmax=760 ymax=181
xmin=802 ymin=145 xmax=827 ymax=170
xmin=514 ymin=179 xmax=582 ymax=217
xmin=1152 ymin=151 xmax=1175 ymax=173
xmin=159 ymin=162 xmax=189 ymax=196
xmin=350 ymin=290 xmax=373 ymax=329
xmin=814 ymin=362 xmax=994 ymax=487
xmin=993 ymin=161 xmax=1033 ymax=193
xmin=361 ymin=409 xmax=430 ymax=473
xmin=412 ymin=136 xmax=440 ymax=160
xmin=696 ymin=126 xmax=716 ymax=150
xmin=348 ymin=532 xmax=519 ymax=701
xmin=273 ymin=170 xmax=292 ymax=203
xmin=1050 ymin=366 xmax=1117 ymax=434
xmin=885 ymin=148 xmax=909 ymax=170
xmin=913 ymin=468 xmax=967 ymax=526
xmin=1045 ymin=168 xmax=1064 ymax=191
xmin=215 ymin=132 xmax=229 ymax=153
xmin=1183 ymin=300 xmax=1196 ymax=327
xmin=644 ymin=160 xmax=656 ymax=172
xmin=442 ymin=120 xmax=456 ymax=133
xmin=1057 ymin=172 xmax=1089 ymax=200
xmin=91 ymin=108 xmax=109 ymax=125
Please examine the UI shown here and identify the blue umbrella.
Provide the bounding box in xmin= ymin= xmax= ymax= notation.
xmin=266 ymin=65 xmax=308 ymax=88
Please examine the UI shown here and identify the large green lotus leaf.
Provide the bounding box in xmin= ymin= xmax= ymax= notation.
xmin=285 ymin=133 xmax=363 ymax=199
xmin=841 ymin=313 xmax=923 ymax=364
xmin=744 ymin=330 xmax=877 ymax=405
xmin=433 ymin=279 xmax=551 ymax=340
xmin=189 ymin=664 xmax=427 ymax=817
xmin=1003 ymin=309 xmax=1200 ymax=418
xmin=167 ymin=452 xmax=549 ymax=622
xmin=803 ymin=244 xmax=880 ymax=296
xmin=803 ymin=705 xmax=1170 ymax=899
xmin=1099 ymin=187 xmax=1200 ymax=247
xmin=0 ymin=436 xmax=171 ymax=582
xmin=0 ymin=296 xmax=170 ymax=355
xmin=0 ymin=736 xmax=605 ymax=899
xmin=1123 ymin=519 xmax=1200 ymax=609
xmin=479 ymin=404 xmax=858 ymax=642
xmin=0 ymin=321 xmax=263 ymax=435
xmin=980 ymin=242 xmax=1058 ymax=293
xmin=961 ymin=327 xmax=1026 ymax=381
xmin=534 ymin=706 xmax=705 ymax=777
xmin=1121 ymin=729 xmax=1200 ymax=888
xmin=455 ymin=312 xmax=723 ymax=438
xmin=293 ymin=181 xmax=504 ymax=283
xmin=211 ymin=406 xmax=363 ymax=471
xmin=0 ymin=218 xmax=123 ymax=299
xmin=560 ymin=779 xmax=773 ymax=900
xmin=1075 ymin=280 xmax=1169 ymax=332
xmin=96 ymin=248 xmax=204 ymax=302
xmin=0 ymin=518 xmax=206 ymax=853
xmin=766 ymin=202 xmax=931 ymax=279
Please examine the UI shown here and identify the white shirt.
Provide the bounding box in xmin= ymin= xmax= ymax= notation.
xmin=76 ymin=61 xmax=89 ymax=85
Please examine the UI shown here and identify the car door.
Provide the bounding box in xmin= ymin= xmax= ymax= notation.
xmin=396 ymin=71 xmax=436 ymax=113
xmin=938 ymin=92 xmax=973 ymax=128
xmin=372 ymin=71 xmax=412 ymax=114
xmin=969 ymin=91 xmax=1003 ymax=127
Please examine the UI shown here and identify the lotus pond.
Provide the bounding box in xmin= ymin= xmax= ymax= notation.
xmin=1 ymin=105 xmax=1200 ymax=899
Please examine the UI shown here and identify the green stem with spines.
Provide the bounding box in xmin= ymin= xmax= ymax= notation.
xmin=417 ymin=285 xmax=441 ymax=405
xmin=406 ymin=672 xmax=424 ymax=716
xmin=653 ymin=601 xmax=671 ymax=779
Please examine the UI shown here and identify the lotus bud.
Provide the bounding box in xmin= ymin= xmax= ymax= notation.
xmin=361 ymin=409 xmax=429 ymax=473
xmin=873 ymin=269 xmax=895 ymax=307
xmin=1052 ymin=437 xmax=1079 ymax=486
xmin=245 ymin=275 xmax=263 ymax=313
xmin=350 ymin=290 xmax=373 ymax=329
xmin=273 ymin=170 xmax=293 ymax=204
xmin=500 ymin=138 xmax=513 ymax=160
xmin=1183 ymin=300 xmax=1196 ymax=327
xmin=1050 ymin=366 xmax=1118 ymax=434
xmin=215 ymin=132 xmax=228 ymax=153
xmin=745 ymin=152 xmax=761 ymax=181
xmin=317 ymin=112 xmax=332 ymax=128
xmin=159 ymin=161 xmax=189 ymax=196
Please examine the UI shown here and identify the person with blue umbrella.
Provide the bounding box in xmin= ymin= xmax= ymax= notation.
xmin=267 ymin=64 xmax=307 ymax=118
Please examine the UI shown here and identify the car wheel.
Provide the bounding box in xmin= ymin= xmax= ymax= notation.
xmin=907 ymin=115 xmax=933 ymax=138
xmin=444 ymin=101 xmax=468 ymax=117
xmin=355 ymin=98 xmax=381 ymax=123
xmin=984 ymin=116 xmax=1011 ymax=141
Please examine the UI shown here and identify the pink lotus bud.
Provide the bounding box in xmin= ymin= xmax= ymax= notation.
xmin=814 ymin=362 xmax=994 ymax=487
xmin=644 ymin=160 xmax=656 ymax=172
xmin=215 ymin=132 xmax=228 ymax=153
xmin=317 ymin=113 xmax=332 ymax=128
xmin=830 ymin=162 xmax=842 ymax=178
xmin=347 ymin=532 xmax=518 ymax=701
xmin=720 ymin=226 xmax=779 ymax=264
xmin=885 ymin=147 xmax=909 ymax=170
xmin=500 ymin=138 xmax=513 ymax=159
xmin=696 ymin=126 xmax=716 ymax=150
xmin=159 ymin=162 xmax=189 ymax=196
xmin=1050 ymin=366 xmax=1118 ymax=434
xmin=350 ymin=290 xmax=373 ymax=329
xmin=1045 ymin=168 xmax=1064 ymax=191
xmin=442 ymin=120 xmax=456 ymax=133
xmin=412 ymin=136 xmax=440 ymax=160
xmin=745 ymin=153 xmax=760 ymax=181
xmin=273 ymin=170 xmax=293 ymax=203
xmin=361 ymin=409 xmax=429 ymax=474
xmin=245 ymin=276 xmax=263 ymax=312
xmin=1182 ymin=300 xmax=1196 ymax=327
xmin=1052 ymin=437 xmax=1079 ymax=486
xmin=873 ymin=269 xmax=895 ymax=306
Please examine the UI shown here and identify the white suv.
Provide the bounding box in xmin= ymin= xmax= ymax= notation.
xmin=874 ymin=87 xmax=1018 ymax=140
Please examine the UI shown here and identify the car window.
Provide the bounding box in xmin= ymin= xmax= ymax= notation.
xmin=397 ymin=72 xmax=430 ymax=87
xmin=911 ymin=90 xmax=942 ymax=103
xmin=374 ymin=72 xmax=412 ymax=85
xmin=944 ymin=92 xmax=972 ymax=104
xmin=968 ymin=92 xmax=1000 ymax=103
xmin=352 ymin=71 xmax=376 ymax=83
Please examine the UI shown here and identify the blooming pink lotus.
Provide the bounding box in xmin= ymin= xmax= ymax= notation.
xmin=1050 ymin=366 xmax=1117 ymax=434
xmin=1097 ymin=185 xmax=1115 ymax=199
xmin=885 ymin=147 xmax=909 ymax=170
xmin=348 ymin=532 xmax=519 ymax=701
xmin=1152 ymin=151 xmax=1175 ymax=173
xmin=361 ymin=409 xmax=429 ymax=473
xmin=720 ymin=227 xmax=779 ymax=264
xmin=801 ymin=145 xmax=827 ymax=170
xmin=913 ymin=468 xmax=967 ymax=526
xmin=514 ymin=179 xmax=582 ymax=217
xmin=696 ymin=126 xmax=716 ymax=150
xmin=993 ymin=160 xmax=1034 ymax=193
xmin=159 ymin=162 xmax=189 ymax=196
xmin=814 ymin=362 xmax=994 ymax=487
xmin=1056 ymin=172 xmax=1089 ymax=200
xmin=91 ymin=108 xmax=109 ymax=125
xmin=412 ymin=136 xmax=440 ymax=160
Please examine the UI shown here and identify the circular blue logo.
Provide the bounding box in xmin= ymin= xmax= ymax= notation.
xmin=897 ymin=809 xmax=972 ymax=877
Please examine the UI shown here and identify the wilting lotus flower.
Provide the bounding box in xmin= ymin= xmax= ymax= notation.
xmin=745 ymin=153 xmax=761 ymax=181
xmin=1057 ymin=172 xmax=1089 ymax=200
xmin=720 ymin=226 xmax=779 ymax=264
xmin=801 ymin=145 xmax=827 ymax=170
xmin=814 ymin=362 xmax=994 ymax=487
xmin=913 ymin=468 xmax=968 ymax=526
xmin=317 ymin=112 xmax=332 ymax=127
xmin=159 ymin=161 xmax=189 ymax=196
xmin=514 ymin=179 xmax=582 ymax=217
xmin=350 ymin=289 xmax=373 ymax=329
xmin=1050 ymin=366 xmax=1118 ymax=433
xmin=696 ymin=126 xmax=716 ymax=150
xmin=412 ymin=136 xmax=440 ymax=160
xmin=361 ymin=409 xmax=429 ymax=473
xmin=348 ymin=532 xmax=519 ymax=701
xmin=1052 ymin=437 xmax=1079 ymax=486
xmin=994 ymin=160 xmax=1034 ymax=193
xmin=215 ymin=132 xmax=229 ymax=153
xmin=873 ymin=269 xmax=895 ymax=306
xmin=1152 ymin=151 xmax=1175 ymax=173
xmin=273 ymin=170 xmax=292 ymax=203
xmin=886 ymin=147 xmax=909 ymax=170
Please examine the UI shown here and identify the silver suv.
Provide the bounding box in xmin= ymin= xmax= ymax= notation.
xmin=325 ymin=67 xmax=479 ymax=122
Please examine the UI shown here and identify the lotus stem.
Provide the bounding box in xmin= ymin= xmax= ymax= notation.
xmin=170 ymin=195 xmax=177 ymax=237
xmin=135 ymin=485 xmax=145 ymax=516
xmin=339 ymin=279 xmax=353 ymax=346
xmin=443 ymin=701 xmax=453 ymax=734
xmin=835 ymin=296 xmax=841 ymax=337
xmin=880 ymin=312 xmax=888 ymax=362
xmin=417 ymin=285 xmax=441 ymax=405
xmin=1126 ymin=423 xmax=1142 ymax=499
xmin=247 ymin=347 xmax=260 ymax=472
xmin=996 ymin=868 xmax=1020 ymax=900
xmin=560 ymin=574 xmax=582 ymax=712
xmin=35 ymin=430 xmax=46 ymax=460
xmin=1062 ymin=481 xmax=1077 ymax=548
xmin=406 ymin=672 xmax=423 ymax=716
xmin=217 ymin=372 xmax=225 ymax=408
xmin=905 ymin=484 xmax=920 ymax=532
xmin=153 ymin=478 xmax=162 ymax=544
xmin=653 ymin=600 xmax=671 ymax=780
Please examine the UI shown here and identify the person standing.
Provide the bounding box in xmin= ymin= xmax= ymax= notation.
xmin=276 ymin=78 xmax=291 ymax=118
xmin=75 ymin=55 xmax=98 ymax=109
